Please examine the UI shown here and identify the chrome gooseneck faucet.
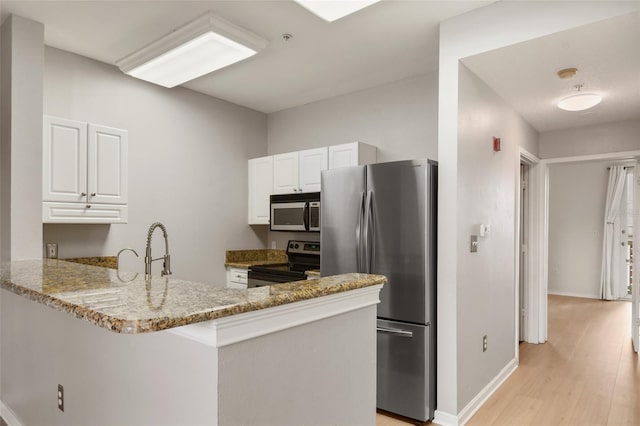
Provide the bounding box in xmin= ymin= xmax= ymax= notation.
xmin=145 ymin=222 xmax=172 ymax=277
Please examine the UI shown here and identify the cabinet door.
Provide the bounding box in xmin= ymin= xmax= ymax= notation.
xmin=43 ymin=116 xmax=88 ymax=203
xmin=329 ymin=142 xmax=358 ymax=169
xmin=299 ymin=147 xmax=328 ymax=193
xmin=248 ymin=156 xmax=273 ymax=225
xmin=88 ymin=124 xmax=128 ymax=205
xmin=273 ymin=152 xmax=299 ymax=194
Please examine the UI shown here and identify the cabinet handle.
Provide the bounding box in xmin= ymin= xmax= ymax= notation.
xmin=86 ymin=205 xmax=92 ymax=209
xmin=293 ymin=188 xmax=298 ymax=192
xmin=81 ymin=192 xmax=87 ymax=196
xmin=90 ymin=192 xmax=96 ymax=197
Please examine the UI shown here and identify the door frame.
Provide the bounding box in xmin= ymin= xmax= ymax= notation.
xmin=517 ymin=147 xmax=546 ymax=345
xmin=534 ymin=149 xmax=640 ymax=346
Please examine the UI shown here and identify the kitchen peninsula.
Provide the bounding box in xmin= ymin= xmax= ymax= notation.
xmin=1 ymin=259 xmax=385 ymax=426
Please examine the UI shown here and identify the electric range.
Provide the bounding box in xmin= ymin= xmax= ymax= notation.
xmin=247 ymin=240 xmax=320 ymax=287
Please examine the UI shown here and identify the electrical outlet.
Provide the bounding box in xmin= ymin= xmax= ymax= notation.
xmin=46 ymin=243 xmax=58 ymax=259
xmin=483 ymin=335 xmax=488 ymax=352
xmin=57 ymin=384 xmax=64 ymax=412
xmin=271 ymin=241 xmax=277 ymax=249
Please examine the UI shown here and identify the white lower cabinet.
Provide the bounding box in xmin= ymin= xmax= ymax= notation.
xmin=226 ymin=267 xmax=248 ymax=289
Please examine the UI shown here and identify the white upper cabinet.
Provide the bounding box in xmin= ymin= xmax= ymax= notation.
xmin=42 ymin=116 xmax=128 ymax=224
xmin=88 ymin=124 xmax=128 ymax=205
xmin=298 ymin=147 xmax=328 ymax=193
xmin=43 ymin=117 xmax=88 ymax=203
xmin=328 ymin=142 xmax=377 ymax=169
xmin=248 ymin=156 xmax=273 ymax=225
xmin=273 ymin=152 xmax=299 ymax=194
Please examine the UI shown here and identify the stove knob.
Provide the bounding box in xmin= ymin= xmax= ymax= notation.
xmin=295 ymin=244 xmax=299 ymax=249
xmin=289 ymin=243 xmax=294 ymax=249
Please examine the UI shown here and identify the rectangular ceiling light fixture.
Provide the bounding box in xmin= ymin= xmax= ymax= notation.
xmin=116 ymin=12 xmax=268 ymax=88
xmin=294 ymin=0 xmax=381 ymax=22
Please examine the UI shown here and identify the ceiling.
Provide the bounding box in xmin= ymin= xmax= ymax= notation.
xmin=0 ymin=0 xmax=489 ymax=113
xmin=462 ymin=10 xmax=640 ymax=133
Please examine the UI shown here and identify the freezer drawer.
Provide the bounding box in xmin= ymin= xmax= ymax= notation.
xmin=377 ymin=319 xmax=433 ymax=422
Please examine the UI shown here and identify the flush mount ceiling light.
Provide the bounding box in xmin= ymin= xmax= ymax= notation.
xmin=294 ymin=0 xmax=381 ymax=22
xmin=557 ymin=84 xmax=602 ymax=112
xmin=116 ymin=12 xmax=268 ymax=88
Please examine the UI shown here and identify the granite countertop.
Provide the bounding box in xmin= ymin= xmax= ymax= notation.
xmin=224 ymin=249 xmax=288 ymax=268
xmin=1 ymin=259 xmax=385 ymax=335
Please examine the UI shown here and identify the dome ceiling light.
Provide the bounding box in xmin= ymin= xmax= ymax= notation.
xmin=557 ymin=83 xmax=602 ymax=112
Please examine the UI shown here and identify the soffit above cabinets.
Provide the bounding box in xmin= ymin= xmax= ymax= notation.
xmin=0 ymin=0 xmax=489 ymax=113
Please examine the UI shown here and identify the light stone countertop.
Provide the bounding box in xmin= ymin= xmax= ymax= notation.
xmin=1 ymin=259 xmax=385 ymax=334
xmin=224 ymin=248 xmax=287 ymax=269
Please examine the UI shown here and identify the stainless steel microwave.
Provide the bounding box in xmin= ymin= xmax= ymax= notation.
xmin=270 ymin=192 xmax=320 ymax=232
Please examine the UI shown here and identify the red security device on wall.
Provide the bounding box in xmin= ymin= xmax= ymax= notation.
xmin=493 ymin=136 xmax=501 ymax=152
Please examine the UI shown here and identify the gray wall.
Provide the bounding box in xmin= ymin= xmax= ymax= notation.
xmin=539 ymin=119 xmax=640 ymax=159
xmin=218 ymin=306 xmax=376 ymax=426
xmin=265 ymin=73 xmax=439 ymax=250
xmin=456 ymin=63 xmax=539 ymax=408
xmin=548 ymin=161 xmax=609 ymax=298
xmin=42 ymin=47 xmax=268 ymax=284
xmin=0 ymin=15 xmax=44 ymax=262
xmin=267 ymin=73 xmax=438 ymax=160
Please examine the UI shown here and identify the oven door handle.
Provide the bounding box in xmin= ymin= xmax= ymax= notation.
xmin=303 ymin=202 xmax=310 ymax=231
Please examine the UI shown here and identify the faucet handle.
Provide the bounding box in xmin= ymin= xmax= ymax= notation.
xmin=161 ymin=254 xmax=172 ymax=276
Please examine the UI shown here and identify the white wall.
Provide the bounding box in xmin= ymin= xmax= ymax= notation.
xmin=265 ymin=73 xmax=439 ymax=250
xmin=0 ymin=15 xmax=44 ymax=262
xmin=457 ymin=63 xmax=539 ymax=408
xmin=539 ymin=119 xmax=640 ymax=159
xmin=42 ymin=47 xmax=268 ymax=284
xmin=548 ymin=161 xmax=610 ymax=299
xmin=437 ymin=2 xmax=639 ymax=421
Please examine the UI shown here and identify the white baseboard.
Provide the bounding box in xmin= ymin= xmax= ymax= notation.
xmin=1 ymin=401 xmax=23 ymax=426
xmin=433 ymin=409 xmax=459 ymax=426
xmin=433 ymin=358 xmax=518 ymax=426
xmin=548 ymin=290 xmax=601 ymax=300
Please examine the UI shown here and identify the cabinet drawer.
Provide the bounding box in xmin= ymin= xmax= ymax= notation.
xmin=43 ymin=202 xmax=128 ymax=224
xmin=227 ymin=281 xmax=248 ymax=290
xmin=228 ymin=268 xmax=248 ymax=284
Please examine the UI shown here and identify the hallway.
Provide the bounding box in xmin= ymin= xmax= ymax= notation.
xmin=468 ymin=295 xmax=638 ymax=425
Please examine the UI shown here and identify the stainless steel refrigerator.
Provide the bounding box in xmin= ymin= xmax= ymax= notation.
xmin=320 ymin=159 xmax=437 ymax=422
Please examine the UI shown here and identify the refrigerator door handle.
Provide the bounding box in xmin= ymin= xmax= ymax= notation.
xmin=376 ymin=326 xmax=414 ymax=337
xmin=364 ymin=191 xmax=374 ymax=273
xmin=356 ymin=192 xmax=365 ymax=272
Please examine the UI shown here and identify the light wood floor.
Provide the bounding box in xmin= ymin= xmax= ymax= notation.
xmin=377 ymin=295 xmax=639 ymax=426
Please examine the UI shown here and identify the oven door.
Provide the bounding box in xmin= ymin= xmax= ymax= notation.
xmin=248 ymin=270 xmax=297 ymax=287
xmin=271 ymin=202 xmax=307 ymax=231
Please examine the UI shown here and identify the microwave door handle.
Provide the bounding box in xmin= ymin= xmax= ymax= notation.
xmin=303 ymin=202 xmax=309 ymax=231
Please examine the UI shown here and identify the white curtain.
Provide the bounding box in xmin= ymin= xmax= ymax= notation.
xmin=601 ymin=165 xmax=628 ymax=300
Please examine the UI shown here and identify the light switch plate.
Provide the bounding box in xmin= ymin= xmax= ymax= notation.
xmin=470 ymin=236 xmax=478 ymax=253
